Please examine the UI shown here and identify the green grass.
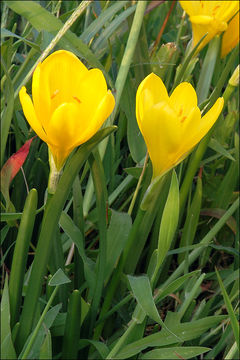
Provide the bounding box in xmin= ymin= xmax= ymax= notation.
xmin=1 ymin=1 xmax=239 ymax=359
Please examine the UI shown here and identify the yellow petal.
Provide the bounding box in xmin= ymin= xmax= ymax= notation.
xmin=169 ymin=82 xmax=198 ymax=118
xmin=77 ymin=68 xmax=108 ymax=109
xmin=179 ymin=1 xmax=202 ymax=15
xmin=140 ymin=101 xmax=181 ymax=178
xmin=136 ymin=72 xmax=169 ymax=133
xmin=221 ymin=11 xmax=240 ymax=58
xmin=72 ymin=90 xmax=115 ymax=147
xmin=182 ymin=97 xmax=224 ymax=151
xmin=179 ymin=1 xmax=239 ymax=52
xmin=40 ymin=50 xmax=88 ymax=113
xmin=19 ymin=87 xmax=49 ymax=143
xmin=32 ymin=63 xmax=51 ymax=131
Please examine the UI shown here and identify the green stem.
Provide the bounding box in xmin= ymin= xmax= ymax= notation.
xmin=106 ymin=320 xmax=137 ymax=359
xmin=21 ymin=285 xmax=59 ymax=360
xmin=128 ymin=152 xmax=149 ymax=216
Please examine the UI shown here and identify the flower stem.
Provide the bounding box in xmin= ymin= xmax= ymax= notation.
xmin=128 ymin=152 xmax=149 ymax=216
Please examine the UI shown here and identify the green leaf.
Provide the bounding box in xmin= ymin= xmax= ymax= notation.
xmin=80 ymin=1 xmax=128 ymax=44
xmin=208 ymin=138 xmax=235 ymax=161
xmin=178 ymin=175 xmax=202 ymax=264
xmin=140 ymin=346 xmax=211 ymax=359
xmin=215 ymin=268 xmax=239 ymax=350
xmin=62 ymin=290 xmax=81 ymax=359
xmin=92 ymin=4 xmax=137 ymax=58
xmin=19 ymin=304 xmax=61 ymax=360
xmin=124 ymin=166 xmax=143 ymax=179
xmin=1 ymin=28 xmax=40 ymax=50
xmin=105 ymin=209 xmax=132 ymax=283
xmin=155 ymin=270 xmax=201 ymax=304
xmin=0 ymin=213 xmax=22 ymax=221
xmin=115 ymin=315 xmax=227 ymax=359
xmin=0 ymin=225 xmax=9 ymax=246
xmin=48 ymin=269 xmax=71 ymax=287
xmin=1 ymin=58 xmax=14 ymax=167
xmin=0 ymin=275 xmax=17 ymax=359
xmin=79 ymin=339 xmax=109 ymax=359
xmin=128 ymin=275 xmax=161 ymax=325
xmin=157 ymin=171 xmax=179 ymax=269
xmin=59 ymin=212 xmax=96 ymax=292
xmin=39 ymin=330 xmax=52 ymax=360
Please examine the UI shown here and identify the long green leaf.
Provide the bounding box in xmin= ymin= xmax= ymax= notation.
xmin=215 ymin=268 xmax=239 ymax=350
xmin=140 ymin=346 xmax=211 ymax=359
xmin=157 ymin=171 xmax=179 ymax=271
xmin=39 ymin=330 xmax=52 ymax=360
xmin=115 ymin=315 xmax=227 ymax=359
xmin=105 ymin=210 xmax=132 ymax=283
xmin=9 ymin=189 xmax=38 ymax=327
xmin=80 ymin=1 xmax=129 ymax=43
xmin=0 ymin=275 xmax=17 ymax=360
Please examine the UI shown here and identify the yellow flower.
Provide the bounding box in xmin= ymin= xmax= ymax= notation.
xmin=179 ymin=1 xmax=239 ymax=55
xmin=136 ymin=73 xmax=224 ymax=179
xmin=221 ymin=11 xmax=239 ymax=58
xmin=19 ymin=50 xmax=115 ymax=170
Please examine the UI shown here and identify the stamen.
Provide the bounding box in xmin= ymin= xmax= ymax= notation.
xmin=212 ymin=5 xmax=220 ymax=15
xmin=178 ymin=108 xmax=183 ymax=116
xmin=51 ymin=89 xmax=59 ymax=99
xmin=73 ymin=96 xmax=81 ymax=104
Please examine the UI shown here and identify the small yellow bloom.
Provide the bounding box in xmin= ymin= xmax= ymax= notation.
xmin=19 ymin=50 xmax=115 ymax=170
xmin=179 ymin=1 xmax=239 ymax=55
xmin=136 ymin=73 xmax=224 ymax=178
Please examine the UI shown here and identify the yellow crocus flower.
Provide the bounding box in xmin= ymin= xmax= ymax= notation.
xmin=136 ymin=73 xmax=224 ymax=179
xmin=179 ymin=1 xmax=239 ymax=55
xmin=19 ymin=50 xmax=115 ymax=171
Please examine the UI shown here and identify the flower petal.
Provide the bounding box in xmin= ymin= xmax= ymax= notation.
xmin=32 ymin=63 xmax=51 ymax=131
xmin=76 ymin=68 xmax=108 ymax=108
xmin=19 ymin=87 xmax=48 ymax=143
xmin=221 ymin=11 xmax=240 ymax=58
xmin=72 ymin=90 xmax=115 ymax=147
xmin=169 ymin=82 xmax=198 ymax=117
xmin=40 ymin=50 xmax=88 ymax=112
xmin=136 ymin=72 xmax=169 ymax=133
xmin=183 ymin=97 xmax=224 ymax=151
xmin=140 ymin=101 xmax=181 ymax=177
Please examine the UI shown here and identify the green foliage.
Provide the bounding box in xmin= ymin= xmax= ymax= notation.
xmin=1 ymin=1 xmax=239 ymax=359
